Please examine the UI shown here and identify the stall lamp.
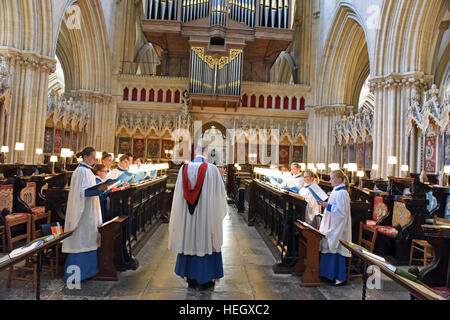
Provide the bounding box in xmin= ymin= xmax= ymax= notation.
xmin=299 ymin=163 xmax=306 ymax=171
xmin=1 ymin=146 xmax=9 ymax=153
xmin=35 ymin=149 xmax=43 ymax=155
xmin=444 ymin=166 xmax=450 ymax=174
xmin=15 ymin=142 xmax=24 ymax=151
xmin=400 ymin=165 xmax=409 ymax=172
xmin=307 ymin=163 xmax=315 ymax=170
xmin=357 ymin=171 xmax=365 ymax=178
xmin=388 ymin=156 xmax=398 ymax=165
xmin=343 ymin=163 xmax=349 ymax=170
xmin=316 ymin=163 xmax=326 ymax=171
xmin=50 ymin=155 xmax=58 ymax=174
xmin=372 ymin=164 xmax=379 ymax=171
xmin=96 ymin=152 xmax=102 ymax=160
xmin=129 ymin=164 xmax=139 ymax=184
xmin=348 ymin=163 xmax=358 ymax=172
xmin=329 ymin=163 xmax=340 ymax=171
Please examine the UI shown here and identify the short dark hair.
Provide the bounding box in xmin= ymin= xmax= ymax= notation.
xmin=76 ymin=147 xmax=95 ymax=159
xmin=102 ymin=152 xmax=112 ymax=160
xmin=119 ymin=154 xmax=128 ymax=162
xmin=92 ymin=164 xmax=106 ymax=175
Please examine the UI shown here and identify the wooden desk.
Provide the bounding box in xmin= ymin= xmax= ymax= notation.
xmin=418 ymin=224 xmax=450 ymax=288
xmin=95 ymin=216 xmax=129 ymax=281
xmin=293 ymin=221 xmax=325 ymax=287
xmin=340 ymin=240 xmax=446 ymax=300
xmin=0 ymin=231 xmax=73 ymax=300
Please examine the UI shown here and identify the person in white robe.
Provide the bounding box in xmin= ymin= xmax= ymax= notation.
xmin=62 ymin=147 xmax=110 ymax=282
xmin=282 ymin=163 xmax=305 ymax=193
xmin=101 ymin=152 xmax=113 ymax=174
xmin=168 ymin=151 xmax=227 ymax=290
xmin=107 ymin=154 xmax=130 ymax=180
xmin=298 ymin=170 xmax=322 ymax=228
xmin=318 ymin=170 xmax=352 ymax=285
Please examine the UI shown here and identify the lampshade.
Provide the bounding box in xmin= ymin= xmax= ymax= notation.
xmin=50 ymin=156 xmax=58 ymax=163
xmin=77 ymin=157 xmax=82 ymax=163
xmin=307 ymin=163 xmax=315 ymax=170
xmin=35 ymin=149 xmax=43 ymax=155
xmin=235 ymin=164 xmax=240 ymax=168
xmin=329 ymin=163 xmax=340 ymax=171
xmin=372 ymin=164 xmax=379 ymax=170
xmin=61 ymin=148 xmax=71 ymax=158
xmin=343 ymin=163 xmax=349 ymax=169
xmin=128 ymin=164 xmax=139 ymax=174
xmin=400 ymin=165 xmax=409 ymax=172
xmin=15 ymin=142 xmax=24 ymax=151
xmin=348 ymin=163 xmax=358 ymax=172
xmin=1 ymin=146 xmax=9 ymax=153
xmin=299 ymin=163 xmax=306 ymax=171
xmin=357 ymin=170 xmax=365 ymax=178
xmin=316 ymin=163 xmax=326 ymax=170
xmin=96 ymin=152 xmax=102 ymax=160
xmin=237 ymin=166 xmax=242 ymax=171
xmin=388 ymin=156 xmax=398 ymax=165
xmin=444 ymin=166 xmax=450 ymax=174
xmin=312 ymin=168 xmax=318 ymax=173
xmin=140 ymin=164 xmax=150 ymax=173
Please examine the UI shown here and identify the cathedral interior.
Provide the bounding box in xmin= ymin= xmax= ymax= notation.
xmin=0 ymin=0 xmax=449 ymax=303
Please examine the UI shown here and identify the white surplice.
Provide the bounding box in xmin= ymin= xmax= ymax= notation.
xmin=285 ymin=173 xmax=305 ymax=191
xmin=168 ymin=161 xmax=227 ymax=257
xmin=319 ymin=183 xmax=352 ymax=257
xmin=62 ymin=163 xmax=103 ymax=253
xmin=299 ymin=184 xmax=321 ymax=226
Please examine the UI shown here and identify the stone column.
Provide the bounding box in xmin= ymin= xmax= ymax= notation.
xmin=0 ymin=50 xmax=56 ymax=164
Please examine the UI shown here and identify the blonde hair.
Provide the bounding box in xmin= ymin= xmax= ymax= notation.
xmin=303 ymin=170 xmax=319 ymax=183
xmin=331 ymin=170 xmax=349 ymax=187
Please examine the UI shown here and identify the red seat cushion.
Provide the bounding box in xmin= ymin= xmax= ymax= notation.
xmin=376 ymin=226 xmax=398 ymax=238
xmin=366 ymin=220 xmax=377 ymax=227
xmin=6 ymin=213 xmax=30 ymax=222
xmin=31 ymin=206 xmax=46 ymax=215
xmin=433 ymin=287 xmax=450 ymax=300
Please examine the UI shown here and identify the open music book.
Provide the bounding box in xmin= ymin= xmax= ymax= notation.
xmin=296 ymin=219 xmax=325 ymax=236
xmin=99 ymin=216 xmax=119 ymax=228
xmin=85 ymin=179 xmax=120 ymax=193
xmin=9 ymin=240 xmax=44 ymax=258
xmin=307 ymin=182 xmax=329 ymax=202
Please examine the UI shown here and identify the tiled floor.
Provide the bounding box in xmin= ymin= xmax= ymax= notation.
xmin=0 ymin=204 xmax=412 ymax=300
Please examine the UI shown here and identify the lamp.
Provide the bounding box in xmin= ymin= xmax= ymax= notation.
xmin=129 ymin=164 xmax=139 ymax=184
xmin=307 ymin=163 xmax=315 ymax=170
xmin=299 ymin=163 xmax=306 ymax=171
xmin=400 ymin=165 xmax=409 ymax=178
xmin=444 ymin=166 xmax=450 ymax=186
xmin=329 ymin=163 xmax=340 ymax=171
xmin=348 ymin=163 xmax=358 ymax=184
xmin=96 ymin=152 xmax=102 ymax=163
xmin=50 ymin=155 xmax=58 ymax=174
xmin=372 ymin=164 xmax=379 ymax=179
xmin=388 ymin=156 xmax=398 ymax=176
xmin=316 ymin=163 xmax=326 ymax=179
xmin=1 ymin=146 xmax=9 ymax=164
xmin=61 ymin=148 xmax=71 ymax=171
xmin=15 ymin=142 xmax=24 ymax=164
xmin=36 ymin=148 xmax=43 ymax=155
xmin=357 ymin=170 xmax=365 ymax=187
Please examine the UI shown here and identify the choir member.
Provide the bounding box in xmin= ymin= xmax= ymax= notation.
xmin=299 ymin=170 xmax=321 ymax=228
xmin=92 ymin=164 xmax=108 ymax=223
xmin=101 ymin=152 xmax=113 ymax=174
xmin=282 ymin=163 xmax=305 ymax=193
xmin=107 ymin=154 xmax=130 ymax=180
xmin=62 ymin=147 xmax=110 ymax=282
xmin=318 ymin=170 xmax=352 ymax=286
xmin=169 ymin=147 xmax=227 ymax=290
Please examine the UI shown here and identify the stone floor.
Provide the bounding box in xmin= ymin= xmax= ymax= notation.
xmin=0 ymin=204 xmax=412 ymax=300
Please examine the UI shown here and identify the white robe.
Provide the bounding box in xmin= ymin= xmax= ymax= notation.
xmin=319 ymin=184 xmax=352 ymax=257
xmin=62 ymin=163 xmax=103 ymax=254
xmin=285 ymin=173 xmax=305 ymax=191
xmin=299 ymin=184 xmax=321 ymax=226
xmin=168 ymin=162 xmax=227 ymax=257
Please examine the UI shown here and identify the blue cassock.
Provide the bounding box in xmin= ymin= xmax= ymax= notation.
xmin=174 ymin=156 xmax=224 ymax=285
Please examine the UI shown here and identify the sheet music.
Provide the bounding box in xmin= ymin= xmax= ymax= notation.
xmin=307 ymin=182 xmax=329 ymax=202
xmin=100 ymin=216 xmax=119 ymax=228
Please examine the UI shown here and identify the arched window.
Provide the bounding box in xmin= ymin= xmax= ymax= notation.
xmin=242 ymin=94 xmax=248 ymax=107
xmin=166 ymin=89 xmax=172 ymax=103
xmin=174 ymin=90 xmax=181 ymax=103
xmin=149 ymin=89 xmax=155 ymax=102
xmin=283 ymin=96 xmax=289 ymax=110
xmin=291 ymin=97 xmax=297 ymax=110
xmin=259 ymin=95 xmax=265 ymax=108
xmin=300 ymin=97 xmax=306 ymax=110
xmin=157 ymin=89 xmax=163 ymax=102
xmin=123 ymin=88 xmax=129 ymax=101
xmin=132 ymin=88 xmax=138 ymax=101
xmin=140 ymin=89 xmax=146 ymax=102
xmin=275 ymin=96 xmax=281 ymax=109
xmin=267 ymin=96 xmax=273 ymax=109
xmin=250 ymin=95 xmax=256 ymax=108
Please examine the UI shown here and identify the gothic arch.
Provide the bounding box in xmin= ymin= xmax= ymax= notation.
xmin=317 ymin=5 xmax=371 ymax=108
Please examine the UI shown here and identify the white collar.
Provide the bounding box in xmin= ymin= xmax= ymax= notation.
xmin=334 ymin=183 xmax=346 ymax=190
